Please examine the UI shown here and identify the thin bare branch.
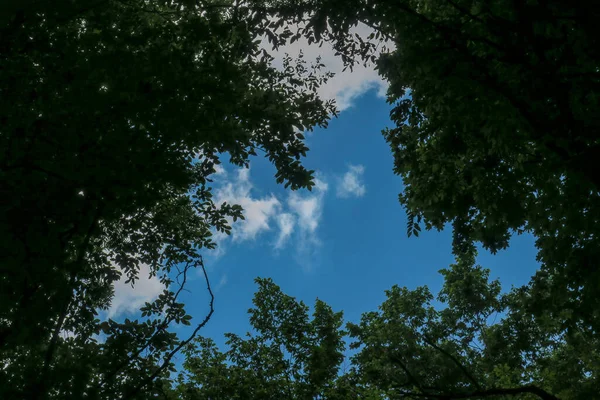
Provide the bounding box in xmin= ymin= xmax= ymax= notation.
xmin=121 ymin=256 xmax=214 ymax=400
xmin=97 ymin=259 xmax=194 ymax=388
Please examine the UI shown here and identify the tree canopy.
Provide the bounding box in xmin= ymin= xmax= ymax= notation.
xmin=2 ymin=0 xmax=599 ymax=398
xmin=1 ymin=1 xmax=334 ymax=398
xmin=170 ymin=264 xmax=597 ymax=399
xmin=271 ymin=0 xmax=600 ymax=359
xmin=172 ymin=278 xmax=346 ymax=399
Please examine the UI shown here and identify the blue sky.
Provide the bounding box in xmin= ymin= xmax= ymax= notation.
xmin=105 ymin=27 xmax=542 ymax=365
xmin=166 ymin=90 xmax=538 ymax=357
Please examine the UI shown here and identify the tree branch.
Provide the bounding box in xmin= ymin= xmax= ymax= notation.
xmin=97 ymin=259 xmax=194 ymax=389
xmin=441 ymin=0 xmax=487 ymax=25
xmin=388 ymin=352 xmax=428 ymax=395
xmin=35 ymin=202 xmax=104 ymax=398
xmin=421 ymin=334 xmax=482 ymax=391
xmin=387 ymin=0 xmax=507 ymax=53
xmin=120 ymin=256 xmax=215 ymax=400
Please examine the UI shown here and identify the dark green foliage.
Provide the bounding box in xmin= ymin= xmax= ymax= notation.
xmin=3 ymin=0 xmax=600 ymax=398
xmin=172 ymin=278 xmax=346 ymax=399
xmin=0 ymin=1 xmax=334 ymax=398
xmin=368 ymin=0 xmax=600 ymax=341
xmin=174 ymin=266 xmax=595 ymax=399
xmin=261 ymin=0 xmax=600 ymax=390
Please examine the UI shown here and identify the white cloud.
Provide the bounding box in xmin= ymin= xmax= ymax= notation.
xmin=313 ymin=177 xmax=329 ymax=193
xmin=212 ymin=163 xmax=227 ymax=177
xmin=287 ymin=177 xmax=328 ymax=253
xmin=209 ymin=167 xmax=329 ymax=264
xmin=209 ymin=229 xmax=229 ymax=259
xmin=263 ymin=22 xmax=392 ymax=111
xmin=108 ymin=263 xmax=164 ymax=318
xmin=275 ymin=213 xmax=296 ymax=249
xmin=213 ymin=167 xmax=281 ymax=243
xmin=288 ymin=177 xmax=328 ymax=233
xmin=289 ymin=195 xmax=320 ymax=232
xmin=337 ymin=164 xmax=366 ymax=198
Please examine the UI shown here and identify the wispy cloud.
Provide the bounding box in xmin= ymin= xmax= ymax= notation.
xmin=213 ymin=168 xmax=281 ymax=243
xmin=208 ymin=167 xmax=330 ymax=259
xmin=212 ymin=163 xmax=227 ymax=177
xmin=275 ymin=213 xmax=296 ymax=249
xmin=336 ymin=164 xmax=366 ymax=198
xmin=286 ymin=177 xmax=328 ymax=263
xmin=216 ymin=274 xmax=228 ymax=292
xmin=288 ymin=178 xmax=328 ymax=234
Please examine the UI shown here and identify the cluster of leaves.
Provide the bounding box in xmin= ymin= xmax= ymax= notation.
xmin=171 ymin=278 xmax=346 ymax=399
xmin=256 ymin=1 xmax=600 ymax=395
xmin=3 ymin=0 xmax=599 ymax=397
xmin=0 ymin=0 xmax=336 ymax=398
xmin=367 ymin=1 xmax=600 ymax=341
xmin=348 ymin=252 xmax=598 ymax=400
xmin=168 ymin=264 xmax=598 ymax=399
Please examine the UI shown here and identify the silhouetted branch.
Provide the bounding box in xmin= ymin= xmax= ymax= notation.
xmin=97 ymin=259 xmax=195 ymax=389
xmin=121 ymin=256 xmax=214 ymax=400
xmin=441 ymin=0 xmax=488 ymax=25
xmin=388 ymin=0 xmax=506 ymax=53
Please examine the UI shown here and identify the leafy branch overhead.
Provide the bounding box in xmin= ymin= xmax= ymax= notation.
xmin=1 ymin=0 xmax=335 ymax=398
xmin=260 ymin=0 xmax=600 ymax=379
xmin=2 ymin=0 xmax=599 ymax=398
xmin=170 ymin=263 xmax=591 ymax=399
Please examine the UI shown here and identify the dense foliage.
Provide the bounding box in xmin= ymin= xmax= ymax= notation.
xmin=1 ymin=1 xmax=334 ymax=398
xmin=172 ymin=278 xmax=346 ymax=399
xmin=270 ymin=0 xmax=600 ymax=336
xmin=267 ymin=1 xmax=600 ymax=397
xmin=2 ymin=0 xmax=599 ymax=398
xmin=171 ymin=265 xmax=597 ymax=399
xmin=370 ymin=0 xmax=600 ymax=341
